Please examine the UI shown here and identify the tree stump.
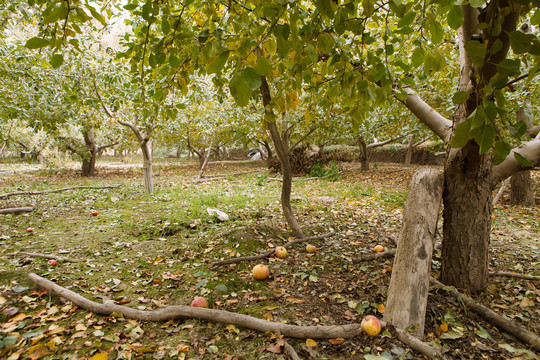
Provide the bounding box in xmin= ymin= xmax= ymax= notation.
xmin=384 ymin=168 xmax=443 ymax=338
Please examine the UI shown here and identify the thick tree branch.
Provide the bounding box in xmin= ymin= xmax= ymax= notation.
xmin=402 ymin=89 xmax=453 ymax=143
xmin=0 ymin=185 xmax=120 ymax=199
xmin=0 ymin=207 xmax=34 ymax=214
xmin=367 ymin=133 xmax=409 ymax=149
xmin=97 ymin=141 xmax=119 ymax=152
xmin=491 ymin=139 xmax=540 ymax=186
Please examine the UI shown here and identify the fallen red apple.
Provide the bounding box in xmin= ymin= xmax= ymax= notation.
xmin=91 ymin=210 xmax=98 ymax=216
xmin=306 ymin=244 xmax=317 ymax=253
xmin=190 ymin=296 xmax=209 ymax=308
xmin=26 ymin=227 xmax=33 ymax=233
xmin=252 ymin=264 xmax=270 ymax=280
xmin=47 ymin=259 xmax=57 ymax=266
xmin=373 ymin=245 xmax=384 ymax=253
xmin=361 ymin=315 xmax=382 ymax=336
xmin=275 ymin=246 xmax=288 ymax=259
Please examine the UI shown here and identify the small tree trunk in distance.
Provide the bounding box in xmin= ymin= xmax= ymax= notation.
xmin=384 ymin=168 xmax=443 ymax=338
xmin=82 ymin=128 xmax=97 ymax=177
xmin=260 ymin=76 xmax=305 ymax=239
xmin=142 ymin=141 xmax=153 ymax=193
xmin=404 ymin=135 xmax=415 ymax=166
xmin=198 ymin=138 xmax=215 ymax=180
xmin=358 ymin=136 xmax=369 ymax=171
xmin=510 ymin=171 xmax=535 ymax=206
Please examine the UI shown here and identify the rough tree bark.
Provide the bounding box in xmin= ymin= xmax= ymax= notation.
xmin=118 ymin=121 xmax=154 ymax=193
xmin=510 ymin=171 xmax=535 ymax=206
xmin=384 ymin=168 xmax=443 ymax=337
xmin=260 ymin=76 xmax=305 ymax=239
xmin=404 ymin=135 xmax=415 ymax=166
xmin=358 ymin=135 xmax=369 ymax=171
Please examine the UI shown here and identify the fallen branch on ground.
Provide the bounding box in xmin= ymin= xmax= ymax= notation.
xmin=0 ymin=207 xmax=34 ymax=215
xmin=193 ymin=170 xmax=262 ymax=179
xmin=0 ymin=185 xmax=120 ymax=199
xmin=9 ymin=252 xmax=81 ymax=263
xmin=29 ymin=273 xmax=443 ymax=358
xmin=353 ymin=249 xmax=396 ymax=262
xmin=211 ymin=232 xmax=336 ymax=268
xmin=489 ymin=271 xmax=540 ymax=281
xmin=430 ymin=277 xmax=540 ymax=351
xmin=283 ymin=342 xmax=301 ymax=360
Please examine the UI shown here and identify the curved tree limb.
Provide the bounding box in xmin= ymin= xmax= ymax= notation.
xmin=211 ymin=232 xmax=335 ymax=268
xmin=0 ymin=207 xmax=34 ymax=214
xmin=29 ymin=273 xmax=444 ymax=358
xmin=353 ymin=249 xmax=396 ymax=262
xmin=491 ymin=139 xmax=540 ymax=186
xmin=489 ymin=271 xmax=539 ymax=281
xmin=283 ymin=341 xmax=301 ymax=360
xmin=430 ymin=277 xmax=540 ymax=351
xmin=402 ymin=88 xmax=453 ymax=143
xmin=0 ymin=185 xmax=120 ymax=200
xmin=28 ymin=272 xmax=360 ymax=339
xmin=9 ymin=252 xmax=81 ymax=263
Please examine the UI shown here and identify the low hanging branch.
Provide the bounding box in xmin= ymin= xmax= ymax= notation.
xmin=0 ymin=185 xmax=121 ymax=200
xmin=211 ymin=232 xmax=335 ymax=268
xmin=430 ymin=277 xmax=540 ymax=351
xmin=489 ymin=271 xmax=540 ymax=281
xmin=9 ymin=252 xmax=81 ymax=263
xmin=29 ymin=273 xmax=443 ymax=358
xmin=0 ymin=207 xmax=34 ymax=215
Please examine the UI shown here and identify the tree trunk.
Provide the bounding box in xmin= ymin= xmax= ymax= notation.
xmin=142 ymin=142 xmax=153 ymax=193
xmin=176 ymin=144 xmax=182 ymax=158
xmin=82 ymin=128 xmax=97 ymax=177
xmin=260 ymin=76 xmax=305 ymax=239
xmin=385 ymin=168 xmax=443 ymax=337
xmin=441 ymin=142 xmax=493 ymax=292
xmin=510 ymin=171 xmax=535 ymax=206
xmin=404 ymin=135 xmax=415 ymax=166
xmin=358 ymin=136 xmax=369 ymax=171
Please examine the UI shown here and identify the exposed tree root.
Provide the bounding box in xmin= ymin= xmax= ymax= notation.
xmin=9 ymin=252 xmax=81 ymax=263
xmin=0 ymin=207 xmax=34 ymax=214
xmin=489 ymin=271 xmax=540 ymax=281
xmin=430 ymin=277 xmax=540 ymax=351
xmin=0 ymin=185 xmax=120 ymax=199
xmin=353 ymin=249 xmax=396 ymax=262
xmin=29 ymin=273 xmax=443 ymax=358
xmin=211 ymin=232 xmax=335 ymax=268
xmin=283 ymin=341 xmax=301 ymax=360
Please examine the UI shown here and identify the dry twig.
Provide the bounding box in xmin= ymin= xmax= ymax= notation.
xmin=489 ymin=271 xmax=539 ymax=281
xmin=0 ymin=207 xmax=34 ymax=214
xmin=9 ymin=252 xmax=81 ymax=263
xmin=0 ymin=185 xmax=120 ymax=199
xmin=211 ymin=232 xmax=335 ymax=268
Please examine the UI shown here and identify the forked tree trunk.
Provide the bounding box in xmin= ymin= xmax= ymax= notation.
xmin=358 ymin=136 xmax=369 ymax=171
xmin=385 ymin=168 xmax=443 ymax=337
xmin=510 ymin=171 xmax=535 ymax=206
xmin=442 ymin=142 xmax=493 ymax=292
xmin=260 ymin=76 xmax=305 ymax=239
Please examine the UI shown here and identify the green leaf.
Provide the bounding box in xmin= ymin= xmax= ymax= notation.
xmin=469 ymin=0 xmax=485 ymax=8
xmin=206 ymin=51 xmax=229 ymax=74
xmin=470 ymin=106 xmax=486 ymax=131
xmin=241 ymin=67 xmax=262 ymax=89
xmin=123 ymin=4 xmax=138 ymax=10
xmin=162 ymin=19 xmax=170 ymax=34
xmin=473 ymin=125 xmax=495 ymax=154
xmin=464 ymin=40 xmax=487 ymax=67
xmin=229 ymin=74 xmax=252 ymax=107
xmin=410 ymin=47 xmax=425 ymax=68
xmin=496 ymin=59 xmax=521 ymax=76
xmin=25 ymin=37 xmax=50 ymax=49
xmin=86 ymin=4 xmax=106 ymax=25
xmin=447 ymin=6 xmax=464 ymax=30
xmin=429 ymin=19 xmax=444 ymax=44
xmin=256 ymin=56 xmax=271 ymax=76
xmin=397 ymin=12 xmax=415 ymax=28
xmin=317 ymin=33 xmax=334 ymax=54
xmin=493 ymin=141 xmax=511 ymax=165
xmin=50 ymin=54 xmax=64 ymax=68
xmin=507 ymin=31 xmax=533 ymax=54
xmin=532 ymin=9 xmax=540 ymax=26
xmin=169 ymin=55 xmax=180 ymax=68
xmin=440 ymin=329 xmax=464 ymax=339
xmin=513 ymin=152 xmax=533 ymax=167
xmin=450 ymin=120 xmax=471 ymax=148
xmin=304 ymin=44 xmax=319 ymax=64
xmin=452 ymin=91 xmax=469 ymax=104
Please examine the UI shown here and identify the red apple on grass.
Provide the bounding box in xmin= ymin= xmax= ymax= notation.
xmin=190 ymin=296 xmax=209 ymax=308
xmin=91 ymin=210 xmax=98 ymax=216
xmin=361 ymin=315 xmax=381 ymax=336
xmin=26 ymin=227 xmax=33 ymax=233
xmin=252 ymin=264 xmax=270 ymax=280
xmin=275 ymin=247 xmax=288 ymax=259
xmin=47 ymin=259 xmax=57 ymax=266
xmin=373 ymin=245 xmax=384 ymax=253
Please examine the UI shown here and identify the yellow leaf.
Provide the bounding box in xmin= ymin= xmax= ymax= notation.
xmin=440 ymin=322 xmax=448 ymax=332
xmin=9 ymin=313 xmax=27 ymax=322
xmin=377 ymin=304 xmax=386 ymax=314
xmin=329 ymin=337 xmax=345 ymax=345
xmin=306 ymin=339 xmax=317 ymax=347
xmin=90 ymin=352 xmax=109 ymax=360
xmin=226 ymin=324 xmax=240 ymax=334
xmin=0 ymin=295 xmax=6 ymax=304
xmin=28 ymin=345 xmax=52 ymax=360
